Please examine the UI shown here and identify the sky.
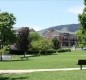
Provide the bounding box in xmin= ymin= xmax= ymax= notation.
xmin=0 ymin=0 xmax=84 ymax=31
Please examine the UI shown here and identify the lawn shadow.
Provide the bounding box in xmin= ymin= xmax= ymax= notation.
xmin=0 ymin=74 xmax=29 ymax=80
xmin=11 ymin=76 xmax=29 ymax=80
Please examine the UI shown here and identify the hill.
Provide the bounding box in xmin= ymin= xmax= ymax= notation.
xmin=38 ymin=24 xmax=80 ymax=36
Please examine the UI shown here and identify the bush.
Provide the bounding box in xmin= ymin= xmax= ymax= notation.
xmin=10 ymin=50 xmax=39 ymax=55
xmin=41 ymin=49 xmax=56 ymax=55
xmin=9 ymin=50 xmax=24 ymax=55
xmin=27 ymin=49 xmax=56 ymax=55
xmin=47 ymin=49 xmax=56 ymax=54
xmin=28 ymin=50 xmax=39 ymax=55
xmin=10 ymin=49 xmax=56 ymax=55
xmin=57 ymin=49 xmax=71 ymax=53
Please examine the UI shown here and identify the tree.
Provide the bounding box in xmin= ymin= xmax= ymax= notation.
xmin=0 ymin=12 xmax=16 ymax=46
xmin=78 ymin=0 xmax=86 ymax=30
xmin=52 ymin=37 xmax=60 ymax=49
xmin=0 ymin=11 xmax=16 ymax=60
xmin=29 ymin=32 xmax=42 ymax=50
xmin=76 ymin=0 xmax=86 ymax=48
xmin=31 ymin=38 xmax=53 ymax=55
xmin=16 ymin=27 xmax=29 ymax=56
xmin=29 ymin=32 xmax=41 ymax=41
xmin=76 ymin=29 xmax=86 ymax=49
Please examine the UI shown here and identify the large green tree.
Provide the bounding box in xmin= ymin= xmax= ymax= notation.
xmin=0 ymin=12 xmax=16 ymax=47
xmin=78 ymin=0 xmax=86 ymax=30
xmin=76 ymin=0 xmax=86 ymax=48
xmin=0 ymin=11 xmax=16 ymax=60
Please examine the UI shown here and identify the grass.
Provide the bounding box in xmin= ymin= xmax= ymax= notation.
xmin=0 ymin=50 xmax=86 ymax=80
xmin=1 ymin=70 xmax=86 ymax=80
xmin=0 ymin=50 xmax=86 ymax=69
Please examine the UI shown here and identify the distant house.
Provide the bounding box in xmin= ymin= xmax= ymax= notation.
xmin=43 ymin=30 xmax=61 ymax=40
xmin=43 ymin=29 xmax=77 ymax=47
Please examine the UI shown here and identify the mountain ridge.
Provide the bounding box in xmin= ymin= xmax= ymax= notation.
xmin=38 ymin=24 xmax=80 ymax=36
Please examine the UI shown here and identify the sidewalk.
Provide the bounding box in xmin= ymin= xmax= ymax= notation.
xmin=0 ymin=68 xmax=86 ymax=74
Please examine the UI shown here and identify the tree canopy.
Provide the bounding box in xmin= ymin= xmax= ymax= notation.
xmin=0 ymin=11 xmax=16 ymax=47
xmin=76 ymin=0 xmax=86 ymax=48
xmin=31 ymin=38 xmax=53 ymax=51
xmin=78 ymin=0 xmax=86 ymax=30
xmin=29 ymin=32 xmax=41 ymax=42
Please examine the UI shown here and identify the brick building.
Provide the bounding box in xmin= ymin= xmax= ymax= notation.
xmin=43 ymin=30 xmax=77 ymax=47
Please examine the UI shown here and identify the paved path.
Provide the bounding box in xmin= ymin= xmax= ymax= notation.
xmin=0 ymin=68 xmax=86 ymax=74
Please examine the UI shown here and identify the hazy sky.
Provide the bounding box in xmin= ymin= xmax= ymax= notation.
xmin=0 ymin=0 xmax=84 ymax=31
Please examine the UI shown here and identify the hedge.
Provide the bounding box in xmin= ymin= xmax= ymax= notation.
xmin=57 ymin=49 xmax=71 ymax=53
xmin=9 ymin=49 xmax=56 ymax=55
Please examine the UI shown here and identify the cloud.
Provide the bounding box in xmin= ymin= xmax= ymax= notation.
xmin=68 ymin=6 xmax=84 ymax=14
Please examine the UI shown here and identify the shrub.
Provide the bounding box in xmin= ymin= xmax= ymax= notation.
xmin=27 ymin=49 xmax=56 ymax=55
xmin=9 ymin=50 xmax=24 ymax=55
xmin=28 ymin=50 xmax=39 ymax=55
xmin=57 ymin=49 xmax=71 ymax=53
xmin=41 ymin=49 xmax=56 ymax=55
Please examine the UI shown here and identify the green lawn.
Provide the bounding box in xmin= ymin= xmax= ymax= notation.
xmin=0 ymin=50 xmax=86 ymax=69
xmin=1 ymin=70 xmax=86 ymax=80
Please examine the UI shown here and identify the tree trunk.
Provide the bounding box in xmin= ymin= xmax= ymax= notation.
xmin=81 ymin=47 xmax=83 ymax=50
xmin=0 ymin=55 xmax=2 ymax=61
xmin=24 ymin=51 xmax=27 ymax=57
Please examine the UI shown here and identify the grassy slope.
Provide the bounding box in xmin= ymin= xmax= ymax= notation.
xmin=0 ymin=50 xmax=86 ymax=69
